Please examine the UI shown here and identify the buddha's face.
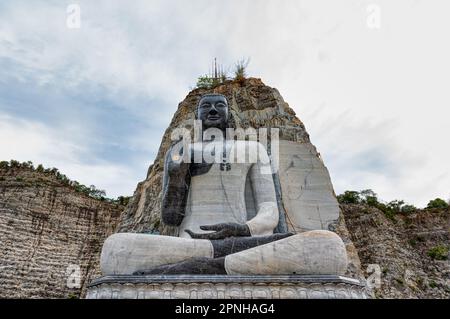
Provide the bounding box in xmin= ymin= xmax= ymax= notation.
xmin=197 ymin=94 xmax=229 ymax=130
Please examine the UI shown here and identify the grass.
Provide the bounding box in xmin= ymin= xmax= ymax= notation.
xmin=427 ymin=245 xmax=449 ymax=260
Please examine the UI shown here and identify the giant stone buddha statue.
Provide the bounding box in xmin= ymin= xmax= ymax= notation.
xmin=100 ymin=93 xmax=348 ymax=276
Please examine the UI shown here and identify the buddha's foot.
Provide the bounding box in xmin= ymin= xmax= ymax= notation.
xmin=133 ymin=257 xmax=226 ymax=275
xmin=210 ymin=232 xmax=294 ymax=258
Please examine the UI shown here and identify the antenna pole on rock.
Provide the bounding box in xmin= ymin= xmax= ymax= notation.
xmin=214 ymin=57 xmax=218 ymax=80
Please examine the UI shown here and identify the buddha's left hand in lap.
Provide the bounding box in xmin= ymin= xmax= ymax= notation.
xmin=185 ymin=223 xmax=251 ymax=240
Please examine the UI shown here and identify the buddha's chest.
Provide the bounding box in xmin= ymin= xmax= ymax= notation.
xmin=189 ymin=162 xmax=251 ymax=198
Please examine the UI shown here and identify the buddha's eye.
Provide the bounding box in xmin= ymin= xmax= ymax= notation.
xmin=216 ymin=103 xmax=226 ymax=108
xmin=200 ymin=103 xmax=211 ymax=109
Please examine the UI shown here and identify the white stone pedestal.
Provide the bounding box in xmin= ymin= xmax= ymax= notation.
xmin=86 ymin=275 xmax=370 ymax=299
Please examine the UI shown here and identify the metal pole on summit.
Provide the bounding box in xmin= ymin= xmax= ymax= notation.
xmin=214 ymin=57 xmax=218 ymax=80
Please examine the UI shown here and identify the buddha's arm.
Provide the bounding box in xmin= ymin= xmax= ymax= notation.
xmin=245 ymin=151 xmax=279 ymax=236
xmin=161 ymin=144 xmax=191 ymax=226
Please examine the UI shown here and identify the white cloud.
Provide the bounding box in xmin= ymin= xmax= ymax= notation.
xmin=0 ymin=113 xmax=140 ymax=197
xmin=0 ymin=0 xmax=449 ymax=206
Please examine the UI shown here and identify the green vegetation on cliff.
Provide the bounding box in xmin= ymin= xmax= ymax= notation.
xmin=195 ymin=58 xmax=250 ymax=89
xmin=427 ymin=198 xmax=449 ymax=209
xmin=0 ymin=160 xmax=130 ymax=205
xmin=337 ymin=189 xmax=448 ymax=219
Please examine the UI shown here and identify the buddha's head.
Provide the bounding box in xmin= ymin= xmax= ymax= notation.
xmin=197 ymin=94 xmax=229 ymax=130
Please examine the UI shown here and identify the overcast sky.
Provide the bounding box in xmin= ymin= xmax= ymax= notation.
xmin=0 ymin=0 xmax=449 ymax=207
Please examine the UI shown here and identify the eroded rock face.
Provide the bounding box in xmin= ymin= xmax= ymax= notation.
xmin=116 ymin=78 xmax=363 ymax=279
xmin=0 ymin=167 xmax=123 ymax=298
xmin=342 ymin=204 xmax=450 ymax=299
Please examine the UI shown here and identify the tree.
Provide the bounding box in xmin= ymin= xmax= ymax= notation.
xmin=88 ymin=185 xmax=106 ymax=200
xmin=0 ymin=161 xmax=9 ymax=169
xmin=116 ymin=196 xmax=131 ymax=206
xmin=360 ymin=189 xmax=379 ymax=206
xmin=386 ymin=200 xmax=405 ymax=213
xmin=50 ymin=168 xmax=59 ymax=176
xmin=427 ymin=198 xmax=449 ymax=209
xmin=337 ymin=191 xmax=361 ymax=204
xmin=24 ymin=161 xmax=34 ymax=169
xmin=401 ymin=204 xmax=417 ymax=213
xmin=196 ymin=75 xmax=213 ymax=89
xmin=9 ymin=160 xmax=20 ymax=168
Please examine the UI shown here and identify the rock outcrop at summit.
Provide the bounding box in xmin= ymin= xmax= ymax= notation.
xmin=0 ymin=166 xmax=123 ymax=298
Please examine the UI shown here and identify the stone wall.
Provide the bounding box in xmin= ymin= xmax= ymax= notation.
xmin=0 ymin=167 xmax=123 ymax=298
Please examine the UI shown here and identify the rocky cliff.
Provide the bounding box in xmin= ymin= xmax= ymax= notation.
xmin=342 ymin=204 xmax=449 ymax=298
xmin=0 ymin=166 xmax=123 ymax=298
xmin=1 ymin=78 xmax=448 ymax=299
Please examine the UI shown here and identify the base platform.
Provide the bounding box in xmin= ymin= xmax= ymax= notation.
xmin=86 ymin=275 xmax=371 ymax=299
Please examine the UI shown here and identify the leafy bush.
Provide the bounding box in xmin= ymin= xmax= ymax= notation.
xmin=115 ymin=196 xmax=131 ymax=206
xmin=87 ymin=185 xmax=106 ymax=200
xmin=401 ymin=204 xmax=417 ymax=213
xmin=408 ymin=239 xmax=417 ymax=247
xmin=360 ymin=189 xmax=378 ymax=203
xmin=386 ymin=200 xmax=405 ymax=213
xmin=196 ymin=75 xmax=214 ymax=89
xmin=337 ymin=191 xmax=361 ymax=204
xmin=10 ymin=160 xmax=20 ymax=168
xmin=0 ymin=161 xmax=9 ymax=169
xmin=21 ymin=161 xmax=34 ymax=169
xmin=428 ymin=280 xmax=437 ymax=288
xmin=337 ymin=189 xmax=417 ymax=219
xmin=427 ymin=198 xmax=448 ymax=209
xmin=427 ymin=245 xmax=449 ymax=260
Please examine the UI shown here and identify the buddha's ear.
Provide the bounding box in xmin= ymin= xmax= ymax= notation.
xmin=194 ymin=105 xmax=200 ymax=120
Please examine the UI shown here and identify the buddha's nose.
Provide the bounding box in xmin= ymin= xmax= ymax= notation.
xmin=209 ymin=106 xmax=218 ymax=115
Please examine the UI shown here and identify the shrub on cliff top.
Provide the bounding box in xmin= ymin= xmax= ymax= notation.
xmin=337 ymin=191 xmax=361 ymax=204
xmin=0 ymin=160 xmax=118 ymax=203
xmin=427 ymin=198 xmax=449 ymax=209
xmin=337 ymin=189 xmax=418 ymax=220
xmin=234 ymin=58 xmax=250 ymax=83
xmin=116 ymin=196 xmax=131 ymax=206
xmin=196 ymin=75 xmax=214 ymax=89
